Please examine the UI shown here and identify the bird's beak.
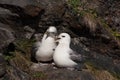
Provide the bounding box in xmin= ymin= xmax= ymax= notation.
xmin=55 ymin=36 xmax=61 ymax=42
xmin=45 ymin=31 xmax=57 ymax=40
xmin=45 ymin=31 xmax=49 ymax=39
xmin=45 ymin=31 xmax=48 ymax=35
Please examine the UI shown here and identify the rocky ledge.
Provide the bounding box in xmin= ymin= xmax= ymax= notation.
xmin=0 ymin=0 xmax=120 ymax=80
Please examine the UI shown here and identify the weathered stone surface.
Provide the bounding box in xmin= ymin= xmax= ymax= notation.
xmin=38 ymin=0 xmax=66 ymax=27
xmin=0 ymin=0 xmax=120 ymax=80
xmin=46 ymin=69 xmax=95 ymax=80
xmin=4 ymin=66 xmax=30 ymax=80
xmin=0 ymin=54 xmax=6 ymax=78
xmin=0 ymin=23 xmax=15 ymax=52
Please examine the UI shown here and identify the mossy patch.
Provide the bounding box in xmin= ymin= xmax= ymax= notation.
xmin=68 ymin=0 xmax=120 ymax=41
xmin=32 ymin=72 xmax=45 ymax=78
xmin=112 ymin=31 xmax=120 ymax=39
xmin=68 ymin=0 xmax=98 ymax=18
xmin=85 ymin=62 xmax=120 ymax=80
xmin=10 ymin=51 xmax=31 ymax=72
xmin=29 ymin=71 xmax=46 ymax=80
xmin=14 ymin=38 xmax=36 ymax=60
xmin=100 ymin=18 xmax=120 ymax=40
xmin=15 ymin=38 xmax=35 ymax=53
xmin=5 ymin=38 xmax=47 ymax=79
xmin=4 ymin=52 xmax=15 ymax=61
xmin=4 ymin=38 xmax=35 ymax=71
xmin=68 ymin=0 xmax=81 ymax=13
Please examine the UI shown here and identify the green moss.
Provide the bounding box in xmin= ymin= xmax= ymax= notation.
xmin=110 ymin=71 xmax=120 ymax=80
xmin=68 ymin=0 xmax=82 ymax=14
xmin=68 ymin=0 xmax=81 ymax=9
xmin=68 ymin=0 xmax=98 ymax=18
xmin=85 ymin=62 xmax=120 ymax=80
xmin=4 ymin=55 xmax=14 ymax=61
xmin=10 ymin=51 xmax=31 ymax=72
xmin=15 ymin=38 xmax=35 ymax=52
xmin=32 ymin=72 xmax=45 ymax=78
xmin=85 ymin=61 xmax=120 ymax=80
xmin=14 ymin=38 xmax=36 ymax=60
xmin=112 ymin=31 xmax=120 ymax=39
xmin=100 ymin=18 xmax=120 ymax=40
xmin=4 ymin=52 xmax=16 ymax=61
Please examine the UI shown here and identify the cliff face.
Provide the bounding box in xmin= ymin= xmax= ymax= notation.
xmin=0 ymin=0 xmax=120 ymax=80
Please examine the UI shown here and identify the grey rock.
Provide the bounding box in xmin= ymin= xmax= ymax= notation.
xmin=24 ymin=26 xmax=35 ymax=39
xmin=0 ymin=54 xmax=6 ymax=78
xmin=38 ymin=0 xmax=66 ymax=26
xmin=0 ymin=23 xmax=15 ymax=52
xmin=3 ymin=66 xmax=30 ymax=80
xmin=46 ymin=69 xmax=95 ymax=80
xmin=0 ymin=0 xmax=119 ymax=80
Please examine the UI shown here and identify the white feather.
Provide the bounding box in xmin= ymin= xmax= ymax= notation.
xmin=53 ymin=33 xmax=77 ymax=67
xmin=34 ymin=26 xmax=57 ymax=62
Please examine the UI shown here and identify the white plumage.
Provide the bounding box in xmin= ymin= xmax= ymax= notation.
xmin=53 ymin=33 xmax=81 ymax=68
xmin=32 ymin=26 xmax=57 ymax=62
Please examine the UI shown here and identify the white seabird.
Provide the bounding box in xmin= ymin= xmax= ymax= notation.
xmin=53 ymin=33 xmax=82 ymax=70
xmin=31 ymin=26 xmax=57 ymax=63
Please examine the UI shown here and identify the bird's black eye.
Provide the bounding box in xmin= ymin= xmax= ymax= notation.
xmin=53 ymin=49 xmax=55 ymax=51
xmin=62 ymin=36 xmax=65 ymax=37
xmin=52 ymin=32 xmax=55 ymax=34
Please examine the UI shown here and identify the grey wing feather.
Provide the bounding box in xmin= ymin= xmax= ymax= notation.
xmin=69 ymin=49 xmax=86 ymax=71
xmin=31 ymin=41 xmax=41 ymax=62
xmin=69 ymin=49 xmax=82 ymax=62
xmin=32 ymin=41 xmax=41 ymax=53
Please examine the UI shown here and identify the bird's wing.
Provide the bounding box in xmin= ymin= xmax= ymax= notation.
xmin=31 ymin=41 xmax=41 ymax=62
xmin=69 ymin=49 xmax=86 ymax=71
xmin=69 ymin=49 xmax=82 ymax=62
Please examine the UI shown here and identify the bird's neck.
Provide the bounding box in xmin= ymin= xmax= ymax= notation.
xmin=41 ymin=34 xmax=47 ymax=43
xmin=58 ymin=42 xmax=70 ymax=48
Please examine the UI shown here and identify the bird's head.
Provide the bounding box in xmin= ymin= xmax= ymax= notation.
xmin=45 ymin=26 xmax=57 ymax=38
xmin=56 ymin=33 xmax=71 ymax=45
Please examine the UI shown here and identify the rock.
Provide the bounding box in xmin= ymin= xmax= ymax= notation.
xmin=0 ymin=0 xmax=44 ymax=15
xmin=0 ymin=54 xmax=6 ymax=78
xmin=0 ymin=0 xmax=45 ymax=32
xmin=33 ymin=33 xmax=43 ymax=42
xmin=78 ymin=13 xmax=98 ymax=35
xmin=23 ymin=25 xmax=35 ymax=39
xmin=46 ymin=69 xmax=95 ymax=80
xmin=38 ymin=0 xmax=66 ymax=26
xmin=0 ymin=23 xmax=15 ymax=52
xmin=70 ymin=37 xmax=120 ymax=79
xmin=0 ymin=0 xmax=119 ymax=80
xmin=3 ymin=66 xmax=30 ymax=80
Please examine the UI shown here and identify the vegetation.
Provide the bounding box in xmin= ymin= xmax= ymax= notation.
xmin=85 ymin=61 xmax=120 ymax=80
xmin=32 ymin=72 xmax=45 ymax=78
xmin=68 ymin=0 xmax=120 ymax=40
xmin=68 ymin=0 xmax=97 ymax=17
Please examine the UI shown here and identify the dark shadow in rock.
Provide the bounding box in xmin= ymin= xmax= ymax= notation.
xmin=0 ymin=55 xmax=6 ymax=78
xmin=0 ymin=4 xmax=45 ymax=30
xmin=45 ymin=69 xmax=95 ymax=80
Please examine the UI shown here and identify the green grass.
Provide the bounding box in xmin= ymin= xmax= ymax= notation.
xmin=68 ymin=0 xmax=98 ymax=18
xmin=32 ymin=72 xmax=45 ymax=78
xmin=112 ymin=31 xmax=120 ymax=39
xmin=85 ymin=61 xmax=120 ymax=80
xmin=110 ymin=71 xmax=120 ymax=80
xmin=4 ymin=52 xmax=16 ymax=61
xmin=68 ymin=0 xmax=81 ymax=13
xmin=68 ymin=0 xmax=81 ymax=8
xmin=15 ymin=38 xmax=35 ymax=52
xmin=101 ymin=18 xmax=120 ymax=40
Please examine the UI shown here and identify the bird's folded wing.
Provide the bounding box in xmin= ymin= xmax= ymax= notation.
xmin=69 ymin=49 xmax=82 ymax=62
xmin=31 ymin=41 xmax=41 ymax=62
xmin=31 ymin=41 xmax=41 ymax=54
